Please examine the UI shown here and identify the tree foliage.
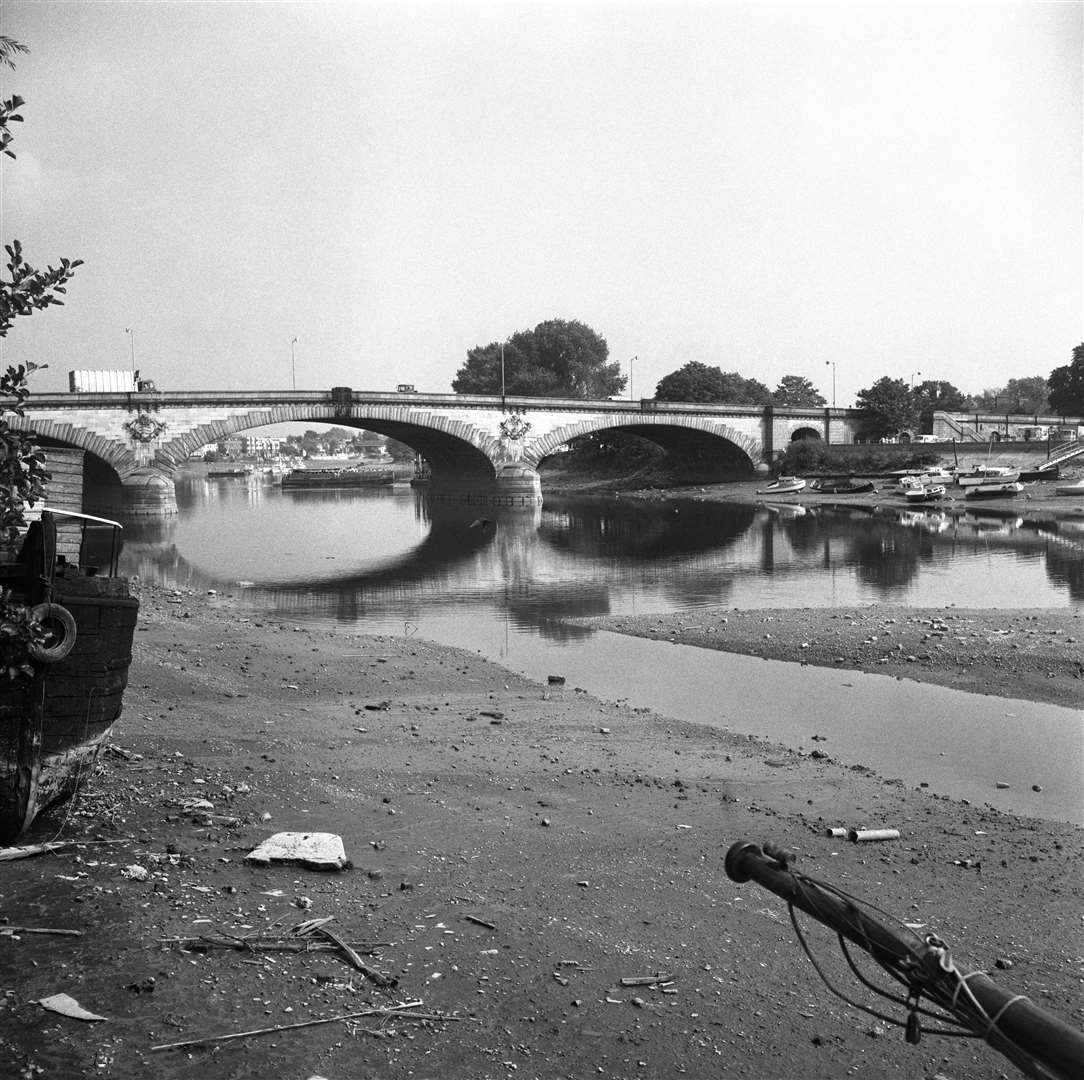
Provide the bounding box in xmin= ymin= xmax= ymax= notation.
xmin=654 ymin=362 xmax=725 ymax=402
xmin=772 ymin=375 xmax=825 ymax=407
xmin=855 ymin=376 xmax=917 ymax=440
xmin=0 ymin=38 xmax=74 ymax=677
xmin=911 ymin=379 xmax=970 ymax=415
xmin=452 ymin=319 xmax=624 ymax=399
xmin=654 ymin=362 xmax=772 ymax=405
xmin=1047 ymin=344 xmax=1084 ymax=415
xmin=971 ymin=376 xmax=1049 ymax=414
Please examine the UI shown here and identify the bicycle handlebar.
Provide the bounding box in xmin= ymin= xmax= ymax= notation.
xmin=725 ymin=840 xmax=1084 ymax=1080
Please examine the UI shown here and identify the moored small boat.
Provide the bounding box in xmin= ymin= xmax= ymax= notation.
xmin=207 ymin=465 xmax=254 ymax=478
xmin=755 ymin=476 xmax=806 ymax=495
xmin=0 ymin=509 xmax=139 ymax=843
xmin=904 ymin=484 xmax=946 ymax=502
xmin=1054 ymin=478 xmax=1084 ymax=496
xmin=963 ymin=481 xmax=1025 ymax=499
xmin=955 ymin=465 xmax=1020 ymax=487
xmin=281 ymin=467 xmax=395 ymax=489
xmin=1018 ymin=463 xmax=1059 ymax=482
xmin=807 ymin=477 xmax=874 ymax=494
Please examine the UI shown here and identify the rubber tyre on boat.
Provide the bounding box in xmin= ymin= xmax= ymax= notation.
xmin=28 ymin=602 xmax=77 ymax=663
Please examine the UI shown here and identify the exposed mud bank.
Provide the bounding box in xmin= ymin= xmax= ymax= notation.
xmin=1 ymin=585 xmax=1080 ymax=1080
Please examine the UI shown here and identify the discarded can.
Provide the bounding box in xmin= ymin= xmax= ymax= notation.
xmin=825 ymin=827 xmax=848 ymax=838
xmin=848 ymin=828 xmax=900 ymax=843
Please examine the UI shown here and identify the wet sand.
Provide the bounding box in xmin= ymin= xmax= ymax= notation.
xmin=1 ymin=583 xmax=1080 ymax=1080
xmin=578 ymin=606 xmax=1084 ymax=709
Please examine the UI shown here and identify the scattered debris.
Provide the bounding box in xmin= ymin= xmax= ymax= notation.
xmin=177 ymin=797 xmax=214 ymax=813
xmin=464 ymin=915 xmax=496 ymax=930
xmin=0 ymin=841 xmax=72 ymax=862
xmin=848 ymin=828 xmax=900 ymax=843
xmin=149 ymin=999 xmax=474 ymax=1052
xmin=163 ymin=917 xmax=396 ymax=987
xmin=619 ymin=973 xmax=673 ymax=987
xmin=244 ymin=832 xmax=350 ymax=871
xmin=104 ymin=743 xmax=139 ymax=760
xmin=0 ymin=925 xmax=82 ymax=937
xmin=37 ymin=994 xmax=107 ymax=1022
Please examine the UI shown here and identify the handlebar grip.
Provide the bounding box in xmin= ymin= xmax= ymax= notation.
xmin=725 ymin=839 xmax=1084 ymax=1080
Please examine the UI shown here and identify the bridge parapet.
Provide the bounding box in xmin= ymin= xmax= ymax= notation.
xmin=17 ymin=388 xmax=874 ymax=514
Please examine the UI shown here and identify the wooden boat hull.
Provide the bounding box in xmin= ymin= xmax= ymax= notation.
xmin=808 ymin=479 xmax=874 ymax=494
xmin=964 ymin=482 xmax=1024 ymax=499
xmin=956 ymin=470 xmax=1020 ymax=487
xmin=1018 ymin=465 xmax=1059 ymax=482
xmin=0 ymin=576 xmax=138 ymax=843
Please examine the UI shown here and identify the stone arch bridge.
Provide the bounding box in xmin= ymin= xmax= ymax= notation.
xmin=14 ymin=387 xmax=861 ymax=515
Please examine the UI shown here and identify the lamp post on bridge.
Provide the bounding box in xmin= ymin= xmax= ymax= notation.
xmin=824 ymin=360 xmax=836 ymax=407
xmin=500 ymin=338 xmax=511 ymax=404
xmin=291 ymin=337 xmax=299 ymax=391
xmin=629 ymin=355 xmax=637 ymax=401
xmin=125 ymin=327 xmax=135 ymax=378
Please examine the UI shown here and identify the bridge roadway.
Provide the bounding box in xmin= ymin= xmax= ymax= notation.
xmin=13 ymin=387 xmax=861 ymax=515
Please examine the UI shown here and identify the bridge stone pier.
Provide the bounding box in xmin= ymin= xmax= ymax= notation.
xmin=14 ymin=387 xmax=863 ymax=516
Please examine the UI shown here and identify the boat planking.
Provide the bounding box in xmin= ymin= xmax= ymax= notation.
xmin=0 ymin=509 xmax=139 ymax=843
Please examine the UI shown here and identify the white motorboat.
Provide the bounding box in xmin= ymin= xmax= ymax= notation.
xmin=955 ymin=465 xmax=1020 ymax=487
xmin=904 ymin=484 xmax=947 ymax=502
xmin=756 ymin=476 xmax=806 ymax=495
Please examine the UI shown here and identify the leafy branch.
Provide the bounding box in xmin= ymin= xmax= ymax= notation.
xmin=0 ymin=37 xmax=68 ymax=677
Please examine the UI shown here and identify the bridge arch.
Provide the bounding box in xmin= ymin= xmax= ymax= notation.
xmin=8 ymin=415 xmax=138 ymax=477
xmin=155 ymin=405 xmax=509 ymax=489
xmin=524 ymin=414 xmax=760 ymax=473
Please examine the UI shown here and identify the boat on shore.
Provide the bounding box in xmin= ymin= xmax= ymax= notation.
xmin=755 ymin=476 xmax=806 ymax=495
xmin=963 ymin=481 xmax=1025 ymax=500
xmin=1018 ymin=463 xmax=1059 ymax=483
xmin=904 ymin=484 xmax=947 ymax=503
xmin=1054 ymin=478 xmax=1084 ymax=496
xmin=955 ymin=465 xmax=1020 ymax=487
xmin=0 ymin=509 xmax=139 ymax=843
xmin=807 ymin=477 xmax=874 ymax=494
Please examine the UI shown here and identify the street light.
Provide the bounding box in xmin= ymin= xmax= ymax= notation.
xmin=125 ymin=327 xmax=135 ymax=376
xmin=910 ymin=370 xmax=921 ymax=390
xmin=824 ymin=360 xmax=836 ymax=407
xmin=629 ymin=355 xmax=637 ymax=401
xmin=500 ymin=338 xmax=513 ymax=402
xmin=291 ymin=337 xmax=299 ymax=391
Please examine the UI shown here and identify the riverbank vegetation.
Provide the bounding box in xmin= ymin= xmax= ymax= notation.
xmin=777 ymin=439 xmax=942 ymax=476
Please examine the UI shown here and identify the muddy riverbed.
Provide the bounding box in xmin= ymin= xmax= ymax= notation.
xmin=1 ymin=583 xmax=1080 ymax=1080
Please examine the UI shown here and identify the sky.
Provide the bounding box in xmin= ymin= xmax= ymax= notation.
xmin=0 ymin=0 xmax=1079 ymax=409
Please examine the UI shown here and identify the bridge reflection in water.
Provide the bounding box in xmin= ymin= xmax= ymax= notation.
xmin=113 ymin=481 xmax=1084 ymax=823
xmin=114 ymin=478 xmax=1083 ymax=640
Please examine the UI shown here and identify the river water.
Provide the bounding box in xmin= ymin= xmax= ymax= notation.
xmin=114 ymin=472 xmax=1084 ymax=823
